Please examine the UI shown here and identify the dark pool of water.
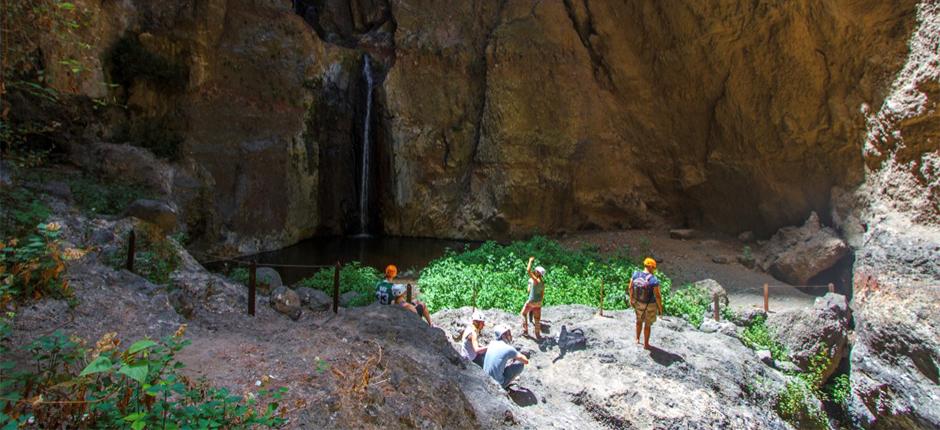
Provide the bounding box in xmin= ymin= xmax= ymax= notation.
xmin=234 ymin=235 xmax=480 ymax=285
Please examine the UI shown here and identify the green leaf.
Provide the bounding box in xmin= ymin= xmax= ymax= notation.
xmin=58 ymin=2 xmax=75 ymax=10
xmin=127 ymin=339 xmax=157 ymax=354
xmin=119 ymin=363 xmax=149 ymax=384
xmin=79 ymin=356 xmax=113 ymax=376
xmin=124 ymin=412 xmax=146 ymax=422
xmin=131 ymin=420 xmax=146 ymax=430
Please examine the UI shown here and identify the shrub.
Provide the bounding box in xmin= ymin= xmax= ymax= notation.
xmin=0 ymin=187 xmax=51 ymax=238
xmin=295 ymin=262 xmax=381 ymax=307
xmin=67 ymin=175 xmax=152 ymax=216
xmin=776 ymin=378 xmax=828 ymax=430
xmin=107 ymin=226 xmax=180 ymax=285
xmin=0 ymin=222 xmax=72 ymax=304
xmin=0 ymin=323 xmax=286 ymax=429
xmin=415 ymin=237 xmax=714 ymax=327
xmin=823 ymin=374 xmax=850 ymax=406
xmin=739 ymin=314 xmax=788 ymax=362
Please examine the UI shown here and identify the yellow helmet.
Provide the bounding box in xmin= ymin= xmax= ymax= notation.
xmin=643 ymin=258 xmax=657 ymax=270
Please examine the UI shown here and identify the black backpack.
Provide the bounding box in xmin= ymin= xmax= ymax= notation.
xmin=633 ymin=273 xmax=656 ymax=304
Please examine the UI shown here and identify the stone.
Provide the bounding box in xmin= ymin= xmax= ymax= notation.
xmin=759 ymin=212 xmax=849 ymax=285
xmin=738 ymin=231 xmax=755 ymax=243
xmin=269 ymin=286 xmax=302 ymax=321
xmin=737 ymin=254 xmax=756 ymax=269
xmin=340 ymin=291 xmax=361 ymax=307
xmin=710 ymin=255 xmax=732 ymax=264
xmin=734 ymin=309 xmax=767 ymax=327
xmin=699 ymin=318 xmax=736 ymax=335
xmin=774 ymin=360 xmax=801 ymax=373
xmin=669 ymin=229 xmax=696 ymax=240
xmin=692 ymin=279 xmax=729 ymax=307
xmin=169 ymin=289 xmax=195 ymax=319
xmin=766 ymin=293 xmax=850 ymax=383
xmin=32 ymin=180 xmax=73 ymax=201
xmin=296 ymin=287 xmax=332 ymax=311
xmin=756 ymin=350 xmax=773 ymax=366
xmin=126 ymin=199 xmax=178 ymax=233
xmin=255 ymin=268 xmax=282 ymax=295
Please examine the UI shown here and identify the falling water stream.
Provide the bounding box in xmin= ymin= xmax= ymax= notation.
xmin=359 ymin=54 xmax=374 ymax=235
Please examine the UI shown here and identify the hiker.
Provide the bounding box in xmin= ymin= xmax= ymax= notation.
xmin=483 ymin=325 xmax=529 ymax=388
xmin=380 ymin=265 xmax=433 ymax=325
xmin=460 ymin=312 xmax=488 ymax=366
xmin=628 ymin=257 xmax=663 ymax=349
xmin=520 ymin=256 xmax=546 ymax=339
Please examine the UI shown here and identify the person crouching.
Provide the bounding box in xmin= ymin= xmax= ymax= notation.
xmin=483 ymin=325 xmax=529 ymax=389
xmin=460 ymin=312 xmax=488 ymax=366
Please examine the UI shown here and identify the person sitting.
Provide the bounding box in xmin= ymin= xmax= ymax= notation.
xmin=389 ymin=281 xmax=433 ymax=326
xmin=460 ymin=312 xmax=488 ymax=366
xmin=483 ymin=324 xmax=529 ymax=389
xmin=375 ymin=264 xmax=398 ymax=305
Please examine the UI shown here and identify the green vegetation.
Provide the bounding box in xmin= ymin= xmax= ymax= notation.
xmin=0 ymin=187 xmax=52 ymax=238
xmin=740 ymin=314 xmax=788 ymax=362
xmin=823 ymin=374 xmax=850 ymax=406
xmin=107 ymin=226 xmax=180 ymax=285
xmin=295 ymin=263 xmax=380 ymax=307
xmin=68 ymin=175 xmax=154 ymax=215
xmin=418 ymin=237 xmax=711 ymax=326
xmin=0 ymin=319 xmax=286 ymax=428
xmin=0 ymin=222 xmax=72 ymax=305
xmin=776 ymin=378 xmax=829 ymax=429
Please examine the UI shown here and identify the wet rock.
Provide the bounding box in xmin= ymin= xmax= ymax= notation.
xmin=766 ymin=293 xmax=849 ymax=383
xmin=126 ymin=199 xmax=178 ymax=232
xmin=760 ymin=212 xmax=849 ymax=285
xmin=693 ymin=279 xmax=729 ymax=306
xmin=669 ymin=229 xmax=696 ymax=240
xmin=269 ymin=286 xmax=302 ymax=321
xmin=296 ymin=287 xmax=332 ymax=311
xmin=255 ymin=267 xmax=282 ymax=294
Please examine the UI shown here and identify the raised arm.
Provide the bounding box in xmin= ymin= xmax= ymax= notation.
xmin=526 ymin=256 xmax=538 ymax=281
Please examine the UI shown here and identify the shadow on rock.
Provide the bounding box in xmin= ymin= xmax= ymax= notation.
xmin=648 ymin=345 xmax=684 ymax=367
xmin=507 ymin=386 xmax=538 ymax=407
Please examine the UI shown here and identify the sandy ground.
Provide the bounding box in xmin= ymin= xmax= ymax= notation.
xmin=558 ymin=229 xmax=822 ymax=313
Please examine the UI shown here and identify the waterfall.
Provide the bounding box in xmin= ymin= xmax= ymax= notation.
xmin=359 ymin=54 xmax=374 ymax=235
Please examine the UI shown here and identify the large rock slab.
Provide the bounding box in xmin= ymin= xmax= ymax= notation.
xmin=126 ymin=199 xmax=178 ymax=232
xmin=760 ymin=212 xmax=849 ymax=285
xmin=767 ymin=293 xmax=850 ymax=384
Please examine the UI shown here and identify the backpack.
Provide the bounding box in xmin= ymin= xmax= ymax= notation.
xmin=633 ymin=272 xmax=656 ymax=304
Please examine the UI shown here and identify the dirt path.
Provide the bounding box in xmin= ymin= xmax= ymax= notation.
xmin=558 ymin=229 xmax=820 ymax=313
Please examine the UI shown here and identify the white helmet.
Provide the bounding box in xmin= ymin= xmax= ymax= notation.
xmin=535 ymin=266 xmax=546 ymax=275
xmin=391 ymin=284 xmax=407 ymax=297
xmin=471 ymin=311 xmax=485 ymax=323
xmin=493 ymin=324 xmax=511 ymax=340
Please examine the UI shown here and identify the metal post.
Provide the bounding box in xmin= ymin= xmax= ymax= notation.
xmin=332 ymin=262 xmax=341 ymax=314
xmin=248 ymin=261 xmax=256 ymax=316
xmin=598 ymin=280 xmax=605 ymax=316
xmin=714 ymin=294 xmax=720 ymax=321
xmin=828 ymin=283 xmax=834 ymax=294
xmin=126 ymin=230 xmax=136 ymax=272
xmin=763 ymin=283 xmax=769 ymax=313
xmin=406 ymin=284 xmax=413 ymax=303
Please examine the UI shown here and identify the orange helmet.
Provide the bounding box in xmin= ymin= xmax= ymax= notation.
xmin=385 ymin=264 xmax=398 ymax=278
xmin=643 ymin=258 xmax=657 ymax=270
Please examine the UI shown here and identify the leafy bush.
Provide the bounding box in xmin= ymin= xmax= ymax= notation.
xmin=823 ymin=374 xmax=850 ymax=406
xmin=107 ymin=226 xmax=180 ymax=285
xmin=740 ymin=314 xmax=788 ymax=362
xmin=228 ymin=267 xmax=249 ymax=285
xmin=776 ymin=378 xmax=829 ymax=429
xmin=67 ymin=176 xmax=152 ymax=216
xmin=660 ymin=282 xmax=710 ymax=328
xmin=0 ymin=222 xmax=72 ymax=304
xmin=0 ymin=323 xmax=286 ymax=429
xmin=0 ymin=187 xmax=51 ymax=238
xmin=416 ymin=237 xmax=710 ymax=326
xmin=296 ymin=262 xmax=381 ymax=307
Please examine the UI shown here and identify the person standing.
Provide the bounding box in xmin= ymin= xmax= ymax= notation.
xmin=520 ymin=256 xmax=546 ymax=340
xmin=629 ymin=257 xmax=663 ymax=349
xmin=460 ymin=312 xmax=488 ymax=366
xmin=483 ymin=325 xmax=529 ymax=388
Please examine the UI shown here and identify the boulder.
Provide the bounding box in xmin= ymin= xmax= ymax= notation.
xmin=733 ymin=308 xmax=767 ymax=327
xmin=711 ymin=255 xmax=732 ymax=264
xmin=126 ymin=199 xmax=178 ymax=232
xmin=760 ymin=212 xmax=849 ymax=285
xmin=699 ymin=318 xmax=737 ymax=336
xmin=756 ymin=350 xmax=773 ymax=366
xmin=296 ymin=287 xmax=332 ymax=311
xmin=270 ymin=286 xmax=302 ymax=321
xmin=669 ymin=229 xmax=696 ymax=240
xmin=340 ymin=291 xmax=361 ymax=307
xmin=168 ymin=289 xmax=195 ymax=319
xmin=255 ymin=267 xmax=282 ymax=294
xmin=766 ymin=293 xmax=849 ymax=384
xmin=693 ymin=279 xmax=729 ymax=307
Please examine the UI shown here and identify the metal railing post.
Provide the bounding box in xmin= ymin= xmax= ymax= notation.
xmin=763 ymin=283 xmax=769 ymax=313
xmin=248 ymin=261 xmax=256 ymax=316
xmin=332 ymin=262 xmax=341 ymax=313
xmin=126 ymin=230 xmax=136 ymax=272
